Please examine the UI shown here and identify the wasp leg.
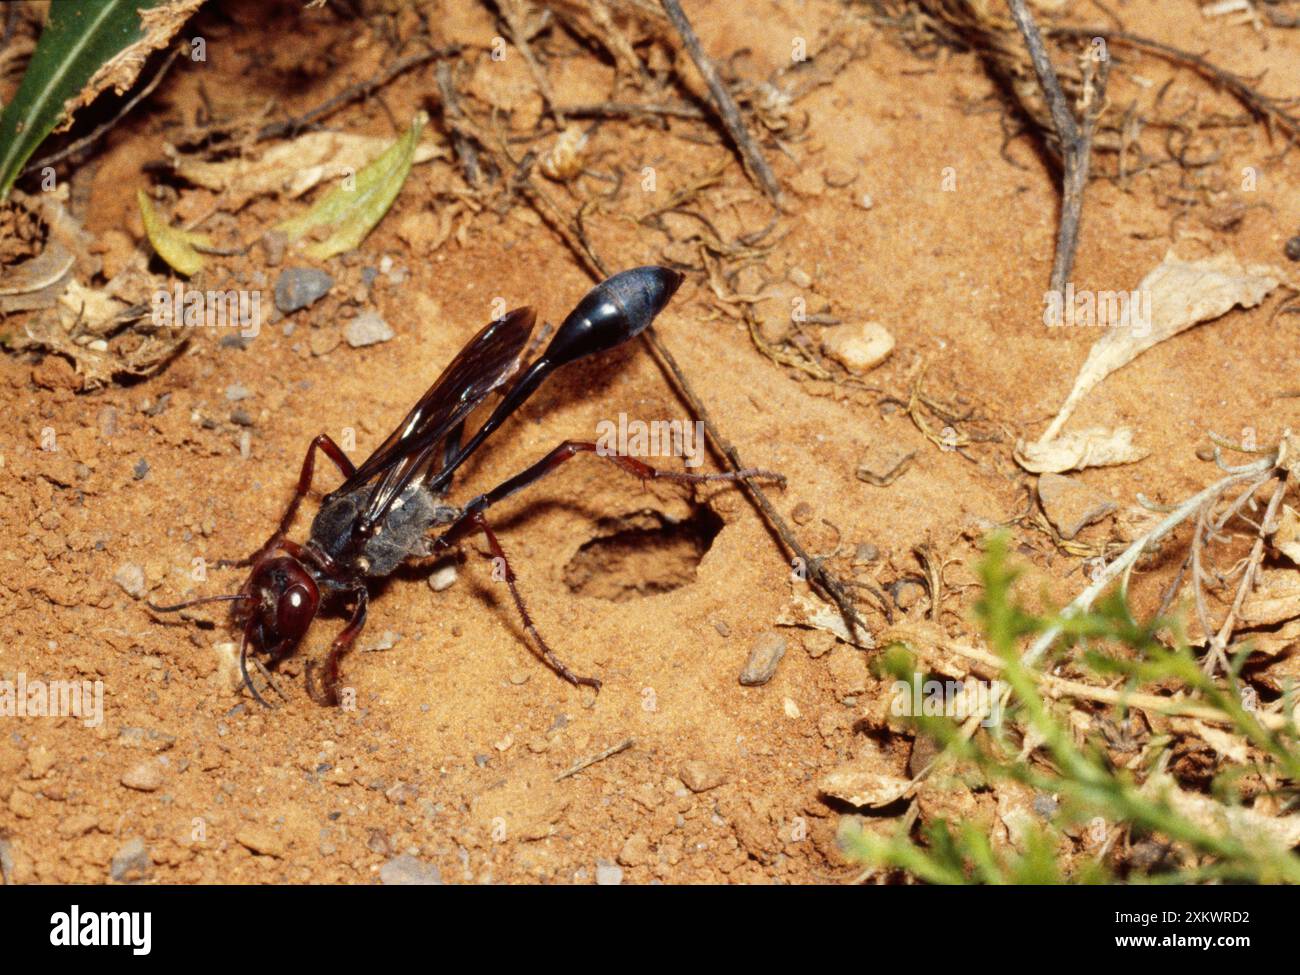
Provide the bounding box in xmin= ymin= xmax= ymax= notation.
xmin=305 ymin=586 xmax=368 ymax=707
xmin=467 ymin=510 xmax=600 ymax=690
xmin=225 ymin=434 xmax=357 ymax=569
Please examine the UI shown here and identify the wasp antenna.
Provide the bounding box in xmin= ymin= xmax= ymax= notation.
xmin=146 ymin=593 xmax=253 ymax=613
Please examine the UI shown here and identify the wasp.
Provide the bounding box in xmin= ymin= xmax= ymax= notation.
xmin=151 ymin=267 xmax=781 ymax=705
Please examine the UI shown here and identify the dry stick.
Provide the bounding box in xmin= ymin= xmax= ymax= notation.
xmin=22 ymin=46 xmax=183 ymax=176
xmin=659 ymin=0 xmax=783 ymax=206
xmin=1208 ymin=473 xmax=1289 ymax=670
xmin=1004 ymin=0 xmax=1105 ymax=295
xmin=501 ymin=0 xmax=565 ymax=126
xmin=555 ymin=737 xmax=635 ymax=781
xmin=892 ymin=625 xmax=1293 ymax=731
xmin=558 ymin=101 xmax=706 ymax=121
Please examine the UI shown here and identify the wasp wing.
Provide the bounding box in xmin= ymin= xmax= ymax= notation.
xmin=329 ymin=308 xmax=536 ymax=530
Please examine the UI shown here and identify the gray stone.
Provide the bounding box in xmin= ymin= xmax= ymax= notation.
xmin=380 ymin=854 xmax=443 ymax=885
xmin=274 ymin=267 xmax=333 ymax=313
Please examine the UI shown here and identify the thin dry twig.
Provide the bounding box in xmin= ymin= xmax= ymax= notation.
xmin=659 ymin=0 xmax=783 ymax=206
xmin=1004 ymin=0 xmax=1108 ymax=295
xmin=555 ymin=737 xmax=635 ymax=780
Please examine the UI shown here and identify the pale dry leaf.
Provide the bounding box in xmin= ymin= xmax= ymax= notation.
xmin=1238 ymin=569 xmax=1300 ymax=628
xmin=1190 ymin=721 xmax=1249 ymax=764
xmin=1014 ymin=426 xmax=1146 ymax=474
xmin=1038 ymin=251 xmax=1283 ymax=443
xmin=776 ymin=587 xmax=875 ymax=648
xmin=166 ymin=131 xmax=446 ymax=212
xmin=1271 ymin=505 xmax=1300 ymax=566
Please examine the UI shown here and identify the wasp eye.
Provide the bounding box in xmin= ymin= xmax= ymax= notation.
xmin=276 ymin=581 xmax=318 ymax=637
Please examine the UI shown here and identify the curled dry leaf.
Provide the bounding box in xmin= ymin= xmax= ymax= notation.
xmin=137 ymin=190 xmax=211 ymax=276
xmin=1019 ymin=251 xmax=1286 ymax=472
xmin=1015 ymin=425 xmax=1146 ymax=474
xmin=276 ymin=112 xmax=428 ymax=261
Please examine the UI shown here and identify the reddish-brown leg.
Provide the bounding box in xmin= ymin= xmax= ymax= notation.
xmin=220 ymin=434 xmax=356 ymax=568
xmin=436 ymin=439 xmax=782 ymax=551
xmin=470 ymin=510 xmax=600 ymax=690
xmin=305 ymin=586 xmax=368 ymax=706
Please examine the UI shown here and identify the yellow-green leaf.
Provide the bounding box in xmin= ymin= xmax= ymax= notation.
xmin=276 ymin=112 xmax=428 ymax=261
xmin=137 ymin=190 xmax=211 ymax=276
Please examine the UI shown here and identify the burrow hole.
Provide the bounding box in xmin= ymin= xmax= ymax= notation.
xmin=563 ymin=505 xmax=723 ymax=602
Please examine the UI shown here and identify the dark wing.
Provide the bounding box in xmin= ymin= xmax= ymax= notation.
xmin=329 ymin=308 xmax=535 ymax=531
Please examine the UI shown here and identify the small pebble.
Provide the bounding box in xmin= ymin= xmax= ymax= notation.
xmin=791 ymin=501 xmax=814 ymax=525
xmin=380 ymin=854 xmax=443 ymax=885
xmin=1286 ymin=235 xmax=1300 ymax=262
xmin=132 ymin=458 xmax=150 ymax=480
xmin=121 ymin=760 xmax=164 ymax=792
xmin=678 ymin=760 xmax=725 ymax=793
xmin=345 ymin=310 xmax=395 ymax=348
xmin=427 ymin=563 xmax=458 ymax=592
xmin=113 ymin=563 xmax=147 ymax=599
xmin=822 ymin=321 xmax=894 ymax=374
xmin=27 ymin=745 xmax=55 ymax=777
xmin=110 ymin=839 xmax=151 ymax=882
xmin=595 ymin=859 xmax=624 ymax=885
xmin=274 ymin=267 xmax=333 ymax=313
xmin=309 ymin=329 xmax=340 ymax=357
xmin=261 ymin=230 xmax=287 ymax=267
xmin=739 ymin=631 xmax=788 ymax=686
xmin=236 ymin=826 xmax=285 ymax=858
xmin=225 ymin=383 xmax=251 ymax=402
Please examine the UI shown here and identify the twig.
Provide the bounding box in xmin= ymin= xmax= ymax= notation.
xmin=555 ymin=737 xmax=634 ymax=780
xmin=22 ymin=46 xmax=183 ymax=176
xmin=890 ymin=624 xmax=1293 ymax=731
xmin=659 ymin=0 xmax=783 ymax=206
xmin=1005 ymin=0 xmax=1107 ymax=295
xmin=558 ymin=101 xmax=706 ymax=121
xmin=1207 ymin=473 xmax=1288 ymax=670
